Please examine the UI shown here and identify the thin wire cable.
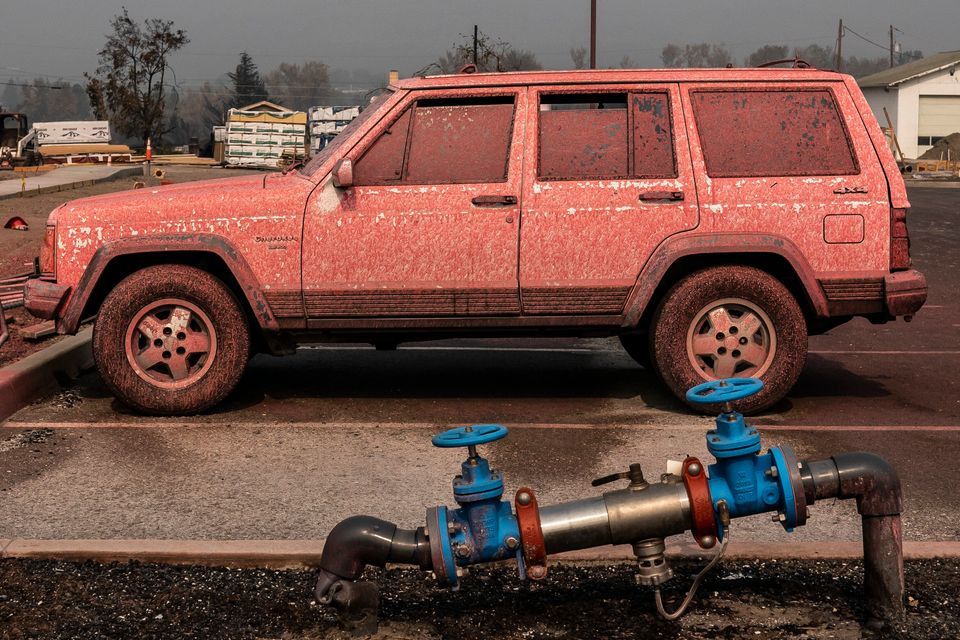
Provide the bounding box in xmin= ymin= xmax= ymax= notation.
xmin=654 ymin=502 xmax=731 ymax=620
xmin=842 ymin=26 xmax=891 ymax=53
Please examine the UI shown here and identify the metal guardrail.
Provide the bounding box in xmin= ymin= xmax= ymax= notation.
xmin=0 ymin=271 xmax=30 ymax=348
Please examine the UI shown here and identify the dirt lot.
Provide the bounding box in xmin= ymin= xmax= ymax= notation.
xmin=0 ymin=558 xmax=957 ymax=639
xmin=0 ymin=165 xmax=260 ymax=366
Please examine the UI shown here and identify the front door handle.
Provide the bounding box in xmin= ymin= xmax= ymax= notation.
xmin=472 ymin=195 xmax=518 ymax=207
xmin=639 ymin=190 xmax=684 ymax=202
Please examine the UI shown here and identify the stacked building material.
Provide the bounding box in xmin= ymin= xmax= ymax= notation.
xmin=225 ymin=109 xmax=307 ymax=168
xmin=308 ymin=106 xmax=360 ymax=155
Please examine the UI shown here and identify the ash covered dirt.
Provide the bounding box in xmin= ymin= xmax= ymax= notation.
xmin=0 ymin=558 xmax=957 ymax=639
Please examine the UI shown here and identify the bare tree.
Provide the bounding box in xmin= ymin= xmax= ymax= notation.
xmin=264 ymin=61 xmax=332 ymax=111
xmin=660 ymin=43 xmax=732 ymax=68
xmin=745 ymin=44 xmax=789 ymax=67
xmin=570 ymin=46 xmax=587 ymax=69
xmin=85 ymin=8 xmax=189 ymax=146
xmin=436 ymin=30 xmax=541 ymax=73
xmin=618 ymin=55 xmax=637 ymax=69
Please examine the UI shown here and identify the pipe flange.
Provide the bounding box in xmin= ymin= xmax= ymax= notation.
xmin=425 ymin=507 xmax=458 ymax=588
xmin=682 ymin=456 xmax=718 ymax=548
xmin=514 ymin=487 xmax=547 ymax=580
xmin=771 ymin=445 xmax=808 ymax=531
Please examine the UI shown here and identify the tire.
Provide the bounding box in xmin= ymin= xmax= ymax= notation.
xmin=619 ymin=334 xmax=652 ymax=369
xmin=650 ymin=265 xmax=807 ymax=414
xmin=93 ymin=265 xmax=250 ymax=415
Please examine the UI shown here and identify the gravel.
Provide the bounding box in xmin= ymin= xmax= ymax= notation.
xmin=0 ymin=558 xmax=957 ymax=639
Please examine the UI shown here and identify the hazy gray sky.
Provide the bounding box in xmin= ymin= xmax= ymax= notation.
xmin=2 ymin=0 xmax=959 ymax=89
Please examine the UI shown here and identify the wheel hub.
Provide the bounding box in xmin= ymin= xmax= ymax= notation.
xmin=125 ymin=299 xmax=217 ymax=389
xmin=687 ymin=298 xmax=776 ymax=380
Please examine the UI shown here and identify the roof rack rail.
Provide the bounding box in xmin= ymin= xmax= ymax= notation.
xmin=756 ymin=57 xmax=812 ymax=69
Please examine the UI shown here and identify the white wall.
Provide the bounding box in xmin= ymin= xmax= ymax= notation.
xmin=863 ymin=87 xmax=899 ymax=155
xmin=863 ymin=66 xmax=960 ymax=159
xmin=896 ymin=67 xmax=960 ymax=158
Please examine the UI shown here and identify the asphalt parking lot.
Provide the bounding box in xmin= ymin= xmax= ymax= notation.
xmin=1 ymin=185 xmax=959 ymax=638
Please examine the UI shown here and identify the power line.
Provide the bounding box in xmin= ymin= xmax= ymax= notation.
xmin=842 ymin=25 xmax=893 ymax=53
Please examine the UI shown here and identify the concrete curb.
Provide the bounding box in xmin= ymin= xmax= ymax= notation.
xmin=905 ymin=180 xmax=960 ymax=189
xmin=2 ymin=538 xmax=958 ymax=569
xmin=0 ymin=167 xmax=141 ymax=201
xmin=0 ymin=328 xmax=93 ymax=422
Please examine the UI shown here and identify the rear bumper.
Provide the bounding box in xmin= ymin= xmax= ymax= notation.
xmin=883 ymin=269 xmax=927 ymax=317
xmin=23 ymin=278 xmax=71 ymax=320
xmin=819 ymin=269 xmax=926 ymax=318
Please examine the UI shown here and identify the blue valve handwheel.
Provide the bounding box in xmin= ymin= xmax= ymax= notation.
xmin=432 ymin=424 xmax=509 ymax=448
xmin=686 ymin=378 xmax=764 ymax=404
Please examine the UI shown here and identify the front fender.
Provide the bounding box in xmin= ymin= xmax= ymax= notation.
xmin=57 ymin=233 xmax=279 ymax=334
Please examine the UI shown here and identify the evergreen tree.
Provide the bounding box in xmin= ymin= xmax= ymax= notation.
xmin=228 ymin=52 xmax=269 ymax=108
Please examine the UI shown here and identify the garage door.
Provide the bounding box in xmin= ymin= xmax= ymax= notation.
xmin=918 ymin=95 xmax=960 ymax=147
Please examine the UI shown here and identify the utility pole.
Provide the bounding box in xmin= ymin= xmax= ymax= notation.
xmin=889 ymin=25 xmax=894 ymax=68
xmin=590 ymin=0 xmax=597 ymax=69
xmin=836 ymin=18 xmax=843 ymax=71
xmin=473 ymin=25 xmax=479 ymax=66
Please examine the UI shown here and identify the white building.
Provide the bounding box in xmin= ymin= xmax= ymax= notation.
xmin=859 ymin=50 xmax=960 ymax=159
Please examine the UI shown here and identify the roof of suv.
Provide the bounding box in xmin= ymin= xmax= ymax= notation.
xmin=393 ymin=67 xmax=848 ymax=90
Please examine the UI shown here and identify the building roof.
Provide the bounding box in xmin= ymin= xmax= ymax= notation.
xmin=239 ymin=100 xmax=292 ymax=112
xmin=393 ymin=66 xmax=846 ymax=90
xmin=858 ymin=51 xmax=960 ymax=88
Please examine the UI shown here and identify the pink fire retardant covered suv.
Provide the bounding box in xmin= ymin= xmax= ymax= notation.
xmin=24 ymin=67 xmax=926 ymax=414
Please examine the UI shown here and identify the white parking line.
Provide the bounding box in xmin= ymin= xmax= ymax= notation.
xmin=3 ymin=421 xmax=959 ymax=432
xmin=295 ymin=346 xmax=960 ymax=355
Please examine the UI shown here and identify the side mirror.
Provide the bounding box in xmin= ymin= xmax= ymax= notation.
xmin=332 ymin=158 xmax=353 ymax=188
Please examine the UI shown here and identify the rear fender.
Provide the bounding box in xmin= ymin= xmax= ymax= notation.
xmin=623 ymin=232 xmax=829 ymax=326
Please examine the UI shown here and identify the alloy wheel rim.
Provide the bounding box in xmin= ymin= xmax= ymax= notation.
xmin=686 ymin=297 xmax=776 ymax=381
xmin=124 ymin=298 xmax=217 ymax=389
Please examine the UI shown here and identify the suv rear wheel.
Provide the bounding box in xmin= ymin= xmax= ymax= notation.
xmin=650 ymin=265 xmax=807 ymax=414
xmin=93 ymin=264 xmax=250 ymax=415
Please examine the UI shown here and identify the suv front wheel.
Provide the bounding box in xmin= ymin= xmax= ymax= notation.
xmin=93 ymin=264 xmax=250 ymax=415
xmin=650 ymin=265 xmax=807 ymax=414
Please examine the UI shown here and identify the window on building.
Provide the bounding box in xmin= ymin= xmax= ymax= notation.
xmin=538 ymin=91 xmax=675 ymax=180
xmin=691 ymin=89 xmax=858 ymax=177
xmin=353 ymin=95 xmax=516 ymax=185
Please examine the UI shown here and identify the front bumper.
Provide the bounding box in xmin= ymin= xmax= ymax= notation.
xmin=23 ymin=278 xmax=71 ymax=320
xmin=884 ymin=269 xmax=927 ymax=317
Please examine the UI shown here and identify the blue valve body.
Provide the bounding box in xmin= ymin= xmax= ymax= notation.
xmin=428 ymin=424 xmax=520 ymax=588
xmin=700 ymin=380 xmax=802 ymax=535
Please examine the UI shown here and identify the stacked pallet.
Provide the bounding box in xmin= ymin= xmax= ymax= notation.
xmin=225 ymin=109 xmax=307 ymax=168
xmin=308 ymin=106 xmax=360 ymax=155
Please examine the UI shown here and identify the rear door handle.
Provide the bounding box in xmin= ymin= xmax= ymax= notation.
xmin=639 ymin=190 xmax=684 ymax=202
xmin=472 ymin=195 xmax=518 ymax=207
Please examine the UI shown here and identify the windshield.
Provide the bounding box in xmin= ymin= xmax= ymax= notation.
xmin=300 ymin=89 xmax=395 ymax=177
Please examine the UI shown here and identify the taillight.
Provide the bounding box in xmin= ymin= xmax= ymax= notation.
xmin=40 ymin=225 xmax=56 ymax=277
xmin=890 ymin=208 xmax=911 ymax=271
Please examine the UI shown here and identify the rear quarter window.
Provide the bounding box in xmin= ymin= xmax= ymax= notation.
xmin=691 ymin=89 xmax=859 ymax=177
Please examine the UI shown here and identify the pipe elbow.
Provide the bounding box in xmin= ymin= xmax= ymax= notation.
xmin=320 ymin=515 xmax=399 ymax=580
xmin=832 ymin=452 xmax=902 ymax=517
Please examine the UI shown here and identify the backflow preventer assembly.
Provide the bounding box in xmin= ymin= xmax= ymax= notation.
xmin=315 ymin=378 xmax=904 ymax=634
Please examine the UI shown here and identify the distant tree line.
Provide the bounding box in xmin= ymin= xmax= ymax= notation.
xmin=659 ymin=41 xmax=923 ymax=74
xmin=3 ymin=10 xmax=927 ymax=151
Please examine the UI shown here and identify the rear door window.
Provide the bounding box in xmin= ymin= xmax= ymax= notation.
xmin=691 ymin=89 xmax=858 ymax=177
xmin=538 ymin=91 xmax=676 ymax=180
xmin=353 ymin=95 xmax=515 ymax=185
